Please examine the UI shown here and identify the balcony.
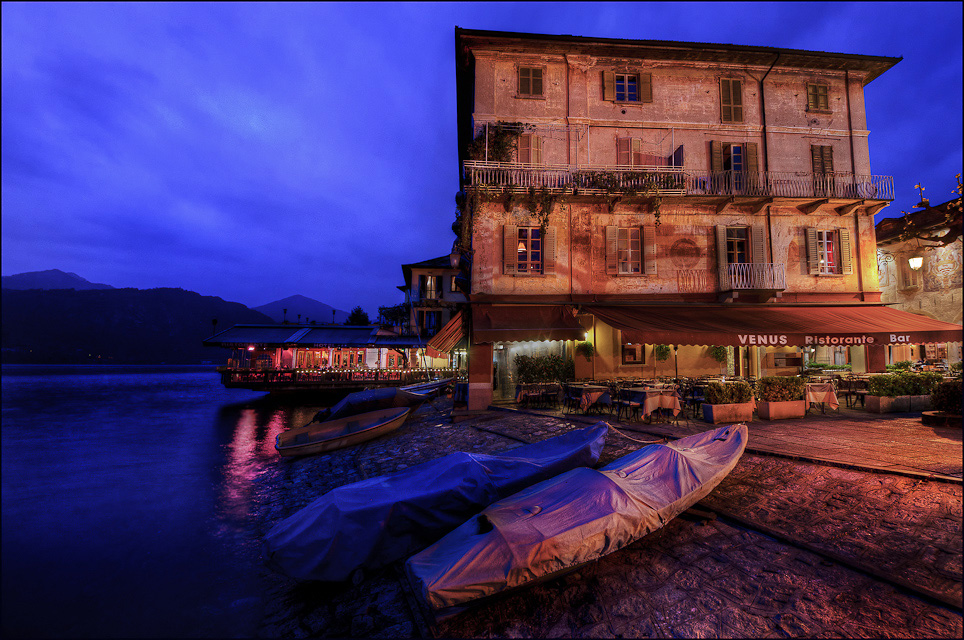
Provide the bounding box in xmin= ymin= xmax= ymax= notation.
xmin=718 ymin=263 xmax=786 ymax=302
xmin=463 ymin=162 xmax=894 ymax=202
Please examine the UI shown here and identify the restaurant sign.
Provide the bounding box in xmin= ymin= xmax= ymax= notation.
xmin=737 ymin=333 xmax=915 ymax=346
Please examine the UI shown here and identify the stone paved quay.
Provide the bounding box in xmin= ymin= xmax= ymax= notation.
xmin=254 ymin=396 xmax=962 ymax=638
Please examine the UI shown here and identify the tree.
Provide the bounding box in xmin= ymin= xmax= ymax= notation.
xmin=346 ymin=306 xmax=370 ymax=326
xmin=377 ymin=303 xmax=409 ymax=329
xmin=897 ymin=175 xmax=962 ymax=247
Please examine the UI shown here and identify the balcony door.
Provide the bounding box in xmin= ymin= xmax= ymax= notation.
xmin=710 ymin=141 xmax=759 ymax=195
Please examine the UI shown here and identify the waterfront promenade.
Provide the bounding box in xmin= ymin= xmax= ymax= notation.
xmin=255 ymin=397 xmax=962 ymax=638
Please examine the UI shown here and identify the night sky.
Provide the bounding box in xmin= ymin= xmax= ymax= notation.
xmin=3 ymin=2 xmax=961 ymax=317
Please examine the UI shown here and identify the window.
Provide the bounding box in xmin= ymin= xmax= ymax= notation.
xmin=616 ymin=138 xmax=644 ymax=166
xmin=617 ymin=228 xmax=641 ymax=274
xmin=898 ymin=260 xmax=922 ymax=289
xmin=720 ymin=77 xmax=743 ymax=123
xmin=418 ymin=275 xmax=440 ymax=300
xmin=516 ymin=227 xmax=543 ymax=274
xmin=709 ymin=141 xmax=759 ymax=177
xmin=726 ymin=227 xmax=749 ymax=264
xmin=389 ymin=355 xmax=395 ymax=367
xmin=810 ymin=145 xmax=834 ymax=174
xmin=504 ymin=225 xmax=555 ymax=275
xmin=807 ymin=83 xmax=830 ymax=111
xmin=606 ymin=225 xmax=656 ymax=275
xmin=518 ymin=134 xmax=543 ymax=164
xmin=805 ymin=228 xmax=853 ymax=275
xmin=622 ymin=344 xmax=644 ymax=364
xmin=518 ymin=67 xmax=543 ymax=97
xmin=602 ymin=71 xmax=653 ymax=103
xmin=450 ymin=275 xmax=459 ymax=292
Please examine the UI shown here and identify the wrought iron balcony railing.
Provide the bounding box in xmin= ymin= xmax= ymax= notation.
xmin=463 ymin=162 xmax=894 ymax=201
xmin=719 ymin=263 xmax=786 ymax=291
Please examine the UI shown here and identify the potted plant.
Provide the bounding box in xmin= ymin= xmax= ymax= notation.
xmin=922 ymin=379 xmax=963 ymax=426
xmin=575 ymin=341 xmax=595 ymax=362
xmin=702 ymin=381 xmax=754 ymax=424
xmin=707 ymin=346 xmax=728 ymax=375
xmin=654 ymin=344 xmax=671 ymax=377
xmin=755 ymin=376 xmax=806 ymax=420
xmin=866 ymin=372 xmax=943 ymax=413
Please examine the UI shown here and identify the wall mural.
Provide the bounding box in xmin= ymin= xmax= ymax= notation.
xmin=924 ymin=242 xmax=963 ymax=292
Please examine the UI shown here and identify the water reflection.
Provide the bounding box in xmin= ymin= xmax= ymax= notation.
xmin=215 ymin=398 xmax=321 ymax=525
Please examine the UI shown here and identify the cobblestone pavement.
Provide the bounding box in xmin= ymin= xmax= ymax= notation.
xmin=254 ymin=398 xmax=962 ymax=638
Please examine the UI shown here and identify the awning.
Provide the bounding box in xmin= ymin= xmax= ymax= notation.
xmin=473 ymin=305 xmax=585 ymax=344
xmin=427 ymin=311 xmax=465 ymax=353
xmin=584 ymin=305 xmax=963 ymax=347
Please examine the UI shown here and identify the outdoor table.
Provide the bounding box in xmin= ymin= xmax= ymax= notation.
xmin=515 ymin=383 xmax=559 ymax=407
xmin=806 ymin=382 xmax=839 ymax=412
xmin=575 ymin=385 xmax=610 ymax=413
xmin=625 ymin=387 xmax=681 ymax=421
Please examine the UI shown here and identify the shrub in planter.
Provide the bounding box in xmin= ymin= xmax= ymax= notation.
xmin=515 ymin=354 xmax=569 ymax=384
xmin=755 ymin=376 xmax=806 ymax=420
xmin=931 ymin=380 xmax=962 ymax=415
xmin=703 ymin=381 xmax=754 ymax=424
xmin=575 ymin=341 xmax=595 ymax=361
xmin=867 ymin=372 xmax=943 ymax=413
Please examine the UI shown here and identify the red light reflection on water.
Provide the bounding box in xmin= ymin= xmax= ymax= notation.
xmin=217 ymin=407 xmax=289 ymax=525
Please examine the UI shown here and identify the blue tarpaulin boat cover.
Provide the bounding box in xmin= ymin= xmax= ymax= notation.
xmin=262 ymin=422 xmax=608 ymax=582
xmin=311 ymin=387 xmax=429 ymax=424
xmin=406 ymin=424 xmax=747 ymax=617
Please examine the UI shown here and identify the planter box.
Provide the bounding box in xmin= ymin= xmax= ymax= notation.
xmin=910 ymin=395 xmax=932 ymax=411
xmin=757 ymin=400 xmax=806 ymax=420
xmin=921 ymin=411 xmax=963 ymax=427
xmin=703 ymin=402 xmax=754 ymax=424
xmin=866 ymin=395 xmax=911 ymax=413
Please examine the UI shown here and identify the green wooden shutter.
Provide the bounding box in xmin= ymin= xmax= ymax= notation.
xmin=751 ymin=225 xmax=766 ymax=264
xmin=710 ymin=140 xmax=723 ymax=173
xmin=631 ymin=138 xmax=643 ymax=166
xmin=603 ymin=71 xmax=615 ymax=101
xmin=643 ymin=225 xmax=657 ymax=275
xmin=805 ymin=228 xmax=820 ymax=275
xmin=716 ymin=225 xmax=728 ymax=267
xmin=640 ymin=73 xmax=653 ymax=103
xmin=720 ymin=78 xmax=732 ymax=122
xmin=543 ymin=227 xmax=557 ymax=275
xmin=606 ymin=226 xmax=618 ymax=275
xmin=616 ymin=138 xmax=630 ymax=166
xmin=504 ymin=224 xmax=517 ymax=275
xmin=745 ymin=142 xmax=759 ymax=193
xmin=838 ymin=229 xmax=853 ymax=275
xmin=731 ymin=79 xmax=743 ymax=122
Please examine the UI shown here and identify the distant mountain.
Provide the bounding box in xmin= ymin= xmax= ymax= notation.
xmin=254 ymin=294 xmax=350 ymax=324
xmin=1 ymin=287 xmax=274 ymax=364
xmin=2 ymin=269 xmax=115 ymax=291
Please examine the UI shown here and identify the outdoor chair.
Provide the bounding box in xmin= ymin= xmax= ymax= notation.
xmin=614 ymin=388 xmax=641 ymax=422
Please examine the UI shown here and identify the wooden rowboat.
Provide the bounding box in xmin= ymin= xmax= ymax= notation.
xmin=406 ymin=423 xmax=747 ymax=618
xmin=275 ymin=407 xmax=411 ymax=457
xmin=401 ymin=377 xmax=455 ymax=397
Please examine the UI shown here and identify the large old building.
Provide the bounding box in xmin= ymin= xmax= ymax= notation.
xmin=450 ymin=28 xmax=962 ymax=409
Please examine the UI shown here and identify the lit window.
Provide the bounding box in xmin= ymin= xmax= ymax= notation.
xmin=814 ymin=230 xmax=839 ymax=274
xmin=726 ymin=227 xmax=749 ymax=264
xmin=517 ymin=227 xmax=543 ymax=274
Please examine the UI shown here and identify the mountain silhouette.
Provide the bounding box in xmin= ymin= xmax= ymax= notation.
xmin=254 ymin=294 xmax=350 ymax=324
xmin=2 ymin=269 xmax=114 ymax=291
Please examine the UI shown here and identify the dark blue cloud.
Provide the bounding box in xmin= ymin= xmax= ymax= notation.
xmin=2 ymin=2 xmax=961 ymax=316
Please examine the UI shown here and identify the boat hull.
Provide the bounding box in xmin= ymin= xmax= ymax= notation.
xmin=263 ymin=422 xmax=609 ymax=582
xmin=406 ymin=423 xmax=747 ymax=616
xmin=275 ymin=407 xmax=411 ymax=457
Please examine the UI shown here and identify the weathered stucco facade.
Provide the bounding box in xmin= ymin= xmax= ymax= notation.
xmin=453 ymin=29 xmax=921 ymax=409
xmin=876 ymin=201 xmax=963 ymax=365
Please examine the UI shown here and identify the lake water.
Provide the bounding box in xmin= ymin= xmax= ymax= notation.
xmin=1 ymin=365 xmax=323 ymax=638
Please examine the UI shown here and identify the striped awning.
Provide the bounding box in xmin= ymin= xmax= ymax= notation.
xmin=427 ymin=311 xmax=465 ymax=353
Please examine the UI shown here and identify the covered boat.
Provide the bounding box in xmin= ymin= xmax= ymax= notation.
xmin=263 ymin=422 xmax=609 ymax=582
xmin=406 ymin=423 xmax=747 ymax=617
xmin=401 ymin=377 xmax=455 ymax=397
xmin=275 ymin=407 xmax=411 ymax=457
xmin=310 ymin=387 xmax=430 ymax=424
